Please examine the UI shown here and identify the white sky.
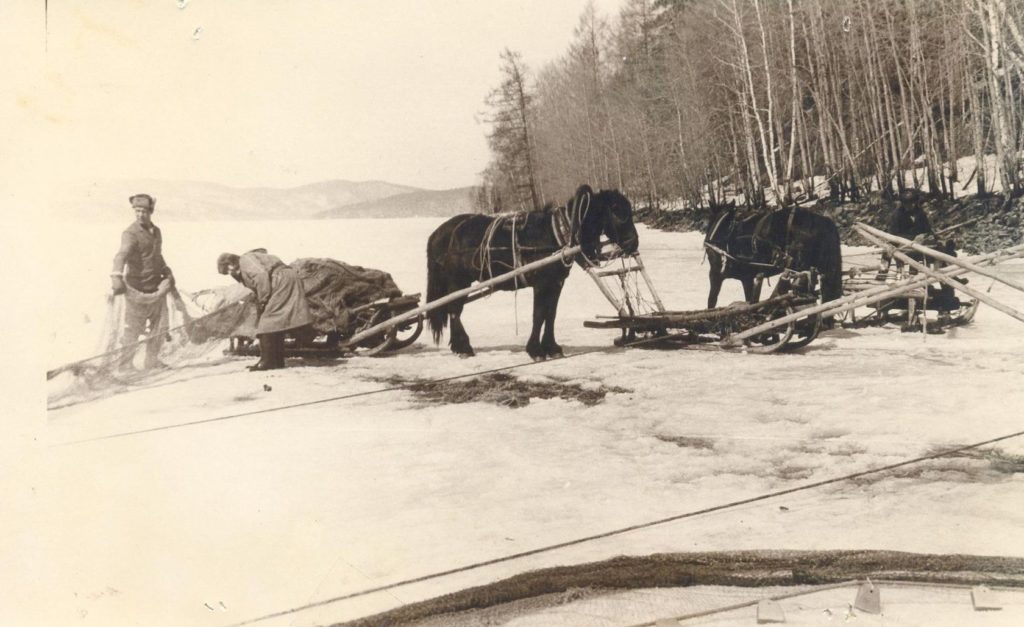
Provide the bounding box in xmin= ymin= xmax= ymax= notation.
xmin=4 ymin=0 xmax=628 ymax=191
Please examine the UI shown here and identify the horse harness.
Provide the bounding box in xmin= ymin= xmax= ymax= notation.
xmin=755 ymin=207 xmax=801 ymax=269
xmin=468 ymin=190 xmax=591 ymax=287
xmin=705 ymin=207 xmax=802 ymax=272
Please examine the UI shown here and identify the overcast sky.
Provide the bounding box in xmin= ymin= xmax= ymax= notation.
xmin=7 ymin=1 xmax=628 ymax=191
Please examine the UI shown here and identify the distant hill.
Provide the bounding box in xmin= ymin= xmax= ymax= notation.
xmin=50 ymin=178 xmax=438 ymax=222
xmin=316 ymin=187 xmax=478 ymax=219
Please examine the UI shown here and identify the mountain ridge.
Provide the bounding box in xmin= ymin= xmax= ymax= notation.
xmin=50 ymin=178 xmax=479 ymax=222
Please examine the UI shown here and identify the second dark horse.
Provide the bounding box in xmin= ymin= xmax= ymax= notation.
xmin=705 ymin=203 xmax=843 ymax=317
xmin=426 ymin=185 xmax=640 ymax=359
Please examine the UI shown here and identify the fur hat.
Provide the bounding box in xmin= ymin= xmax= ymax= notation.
xmin=130 ymin=194 xmax=155 ymax=210
xmin=217 ymin=252 xmax=240 ymax=274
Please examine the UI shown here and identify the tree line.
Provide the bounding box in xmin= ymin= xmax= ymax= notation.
xmin=478 ymin=0 xmax=1024 ymax=214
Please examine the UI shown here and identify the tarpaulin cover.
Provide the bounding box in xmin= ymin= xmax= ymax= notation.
xmin=290 ymin=257 xmax=403 ymax=334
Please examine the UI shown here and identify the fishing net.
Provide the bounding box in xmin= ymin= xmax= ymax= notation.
xmin=46 ymin=281 xmax=256 ymax=410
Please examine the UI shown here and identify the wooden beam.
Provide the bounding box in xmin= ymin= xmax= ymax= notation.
xmin=857 ymin=222 xmax=1024 ymax=295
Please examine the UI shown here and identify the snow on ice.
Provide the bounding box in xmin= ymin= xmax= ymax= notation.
xmin=24 ymin=218 xmax=1024 ymax=626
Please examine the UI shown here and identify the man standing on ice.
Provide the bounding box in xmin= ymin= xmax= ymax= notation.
xmin=110 ymin=193 xmax=175 ymax=370
xmin=217 ymin=250 xmax=313 ymax=371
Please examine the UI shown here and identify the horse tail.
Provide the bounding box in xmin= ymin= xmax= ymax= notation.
xmin=819 ymin=218 xmax=844 ymax=304
xmin=426 ymin=238 xmax=449 ymax=345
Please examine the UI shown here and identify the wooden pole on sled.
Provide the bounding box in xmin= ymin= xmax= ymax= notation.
xmin=857 ymin=222 xmax=1024 ymax=295
xmin=840 ymin=217 xmax=984 ymax=259
xmin=853 ymin=225 xmax=1024 ymax=325
xmin=719 ymin=243 xmax=1024 ymax=347
xmin=342 ymin=245 xmax=582 ymax=349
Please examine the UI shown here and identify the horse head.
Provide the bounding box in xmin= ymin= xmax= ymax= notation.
xmin=575 ymin=185 xmax=639 ymax=260
xmin=704 ymin=200 xmax=737 ymax=247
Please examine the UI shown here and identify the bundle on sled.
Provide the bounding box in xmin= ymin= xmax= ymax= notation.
xmin=191 ymin=257 xmax=423 ymax=357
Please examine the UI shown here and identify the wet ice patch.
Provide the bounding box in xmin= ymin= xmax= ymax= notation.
xmin=851 ymin=446 xmax=1024 ymax=486
xmin=372 ymin=373 xmax=631 ymax=409
xmin=654 ymin=434 xmax=716 ymax=450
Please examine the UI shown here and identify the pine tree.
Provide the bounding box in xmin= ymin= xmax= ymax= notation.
xmin=483 ymin=48 xmax=541 ymax=211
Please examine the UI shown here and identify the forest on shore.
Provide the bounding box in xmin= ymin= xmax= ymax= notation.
xmin=477 ymin=0 xmax=1024 ymax=224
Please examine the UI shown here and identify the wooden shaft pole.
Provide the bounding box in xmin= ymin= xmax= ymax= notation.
xmin=855 ymin=226 xmax=1024 ymax=325
xmin=636 ymin=255 xmax=667 ymax=312
xmin=586 ymin=266 xmax=628 ymax=315
xmin=343 ymin=246 xmax=581 ymax=349
xmin=857 ymin=222 xmax=1024 ymax=294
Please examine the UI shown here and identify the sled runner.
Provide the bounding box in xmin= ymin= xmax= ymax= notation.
xmin=842 ymin=265 xmax=979 ymax=332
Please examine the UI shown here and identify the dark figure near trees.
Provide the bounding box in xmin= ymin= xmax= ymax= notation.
xmin=425 ymin=184 xmax=639 ymax=360
xmin=883 ymin=197 xmax=936 ymax=271
xmin=884 ymin=197 xmax=962 ymax=311
xmin=888 ymin=198 xmax=933 ymax=240
xmin=704 ymin=203 xmax=844 ymax=325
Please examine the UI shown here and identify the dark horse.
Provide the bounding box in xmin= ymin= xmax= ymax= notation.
xmin=705 ymin=204 xmax=843 ymax=316
xmin=426 ymin=184 xmax=639 ymax=359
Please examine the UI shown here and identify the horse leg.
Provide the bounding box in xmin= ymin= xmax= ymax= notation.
xmin=741 ymin=276 xmax=758 ymax=304
xmin=447 ymin=301 xmax=475 ymax=357
xmin=708 ymin=265 xmax=724 ymax=309
xmin=526 ymin=285 xmax=547 ymax=361
xmin=539 ymin=279 xmax=565 ymax=358
xmin=751 ymin=273 xmax=765 ymax=303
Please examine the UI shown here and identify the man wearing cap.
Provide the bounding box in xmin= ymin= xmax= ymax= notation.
xmin=217 ymin=250 xmax=312 ymax=371
xmin=111 ymin=194 xmax=175 ymax=370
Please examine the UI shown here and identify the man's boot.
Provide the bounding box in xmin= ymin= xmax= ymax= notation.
xmin=249 ymin=334 xmax=271 ymax=371
xmin=269 ymin=332 xmax=287 ymax=369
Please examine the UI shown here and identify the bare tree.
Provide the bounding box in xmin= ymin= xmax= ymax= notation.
xmin=483 ymin=48 xmax=541 ymax=211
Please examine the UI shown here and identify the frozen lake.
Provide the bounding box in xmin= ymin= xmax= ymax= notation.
xmin=28 ymin=217 xmax=1024 ymax=626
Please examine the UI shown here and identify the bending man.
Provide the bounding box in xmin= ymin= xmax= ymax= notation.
xmin=217 ymin=250 xmax=313 ymax=371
